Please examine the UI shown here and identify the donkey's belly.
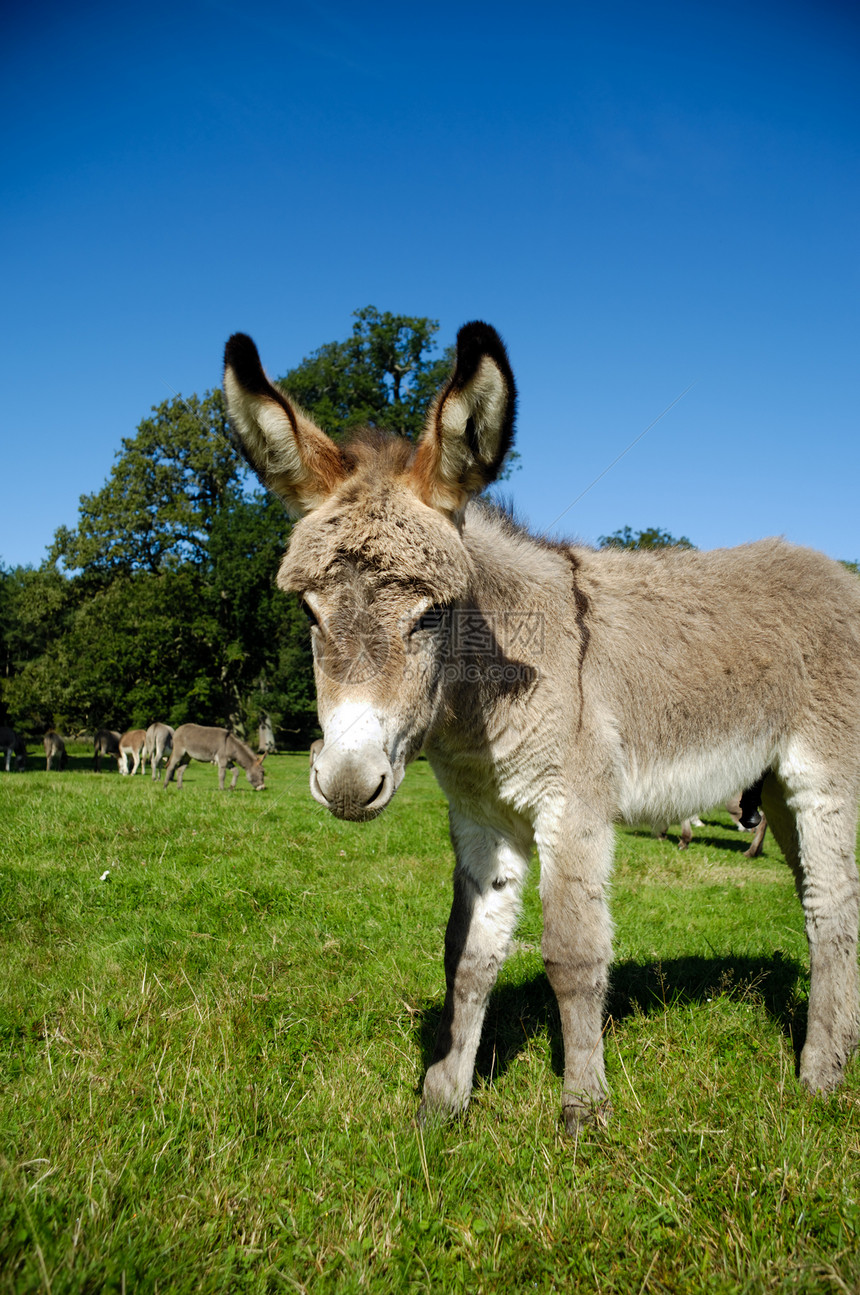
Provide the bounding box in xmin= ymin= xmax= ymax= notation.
xmin=616 ymin=738 xmax=774 ymax=826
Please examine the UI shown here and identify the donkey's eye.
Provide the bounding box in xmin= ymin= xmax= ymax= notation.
xmin=411 ymin=605 xmax=446 ymax=635
xmin=301 ymin=599 xmax=319 ymax=629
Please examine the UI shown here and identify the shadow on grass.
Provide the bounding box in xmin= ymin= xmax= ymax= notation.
xmin=624 ymin=826 xmax=764 ymax=854
xmin=416 ymin=950 xmax=808 ymax=1091
xmin=20 ymin=750 xmax=118 ymax=775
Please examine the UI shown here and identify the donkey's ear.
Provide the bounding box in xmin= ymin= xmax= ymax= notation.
xmin=410 ymin=321 xmax=516 ymax=517
xmin=223 ymin=334 xmax=347 ymax=516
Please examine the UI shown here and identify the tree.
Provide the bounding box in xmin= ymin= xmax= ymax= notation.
xmin=206 ymin=491 xmax=316 ymax=739
xmin=278 ymin=306 xmax=453 ymax=441
xmin=50 ymin=391 xmax=242 ymax=579
xmin=598 ymin=526 xmax=695 ymax=551
xmin=0 ymin=562 xmax=74 ymax=727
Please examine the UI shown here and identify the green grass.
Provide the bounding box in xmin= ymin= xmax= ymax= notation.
xmin=1 ymin=748 xmax=859 ymax=1293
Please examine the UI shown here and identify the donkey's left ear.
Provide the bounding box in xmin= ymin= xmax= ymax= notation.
xmin=410 ymin=322 xmax=516 ymax=517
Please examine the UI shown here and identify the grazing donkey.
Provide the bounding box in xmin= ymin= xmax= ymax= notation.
xmin=162 ymin=724 xmax=266 ymax=791
xmin=223 ymin=322 xmax=860 ymax=1131
xmin=119 ymin=729 xmax=147 ymax=775
xmin=93 ymin=729 xmax=122 ymax=771
xmin=144 ymin=722 xmax=174 ymax=780
xmin=43 ymin=731 xmax=68 ymax=771
xmin=0 ymin=726 xmax=27 ymax=772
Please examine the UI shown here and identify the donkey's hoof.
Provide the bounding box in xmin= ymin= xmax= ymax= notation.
xmin=417 ymin=1098 xmax=465 ymax=1129
xmin=562 ymin=1096 xmax=612 ymax=1134
xmin=799 ymin=1055 xmax=847 ymax=1096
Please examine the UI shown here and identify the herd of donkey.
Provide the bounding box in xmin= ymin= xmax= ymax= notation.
xmin=0 ymin=722 xmax=267 ymax=792
xmin=0 ymin=717 xmax=764 ymax=852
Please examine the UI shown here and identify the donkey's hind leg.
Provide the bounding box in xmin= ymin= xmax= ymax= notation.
xmin=420 ymin=811 xmax=532 ymax=1123
xmin=763 ymin=770 xmax=860 ymax=1093
xmin=163 ymin=749 xmax=183 ymax=788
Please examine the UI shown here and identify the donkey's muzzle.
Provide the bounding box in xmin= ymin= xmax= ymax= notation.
xmin=310 ymin=744 xmax=395 ymax=822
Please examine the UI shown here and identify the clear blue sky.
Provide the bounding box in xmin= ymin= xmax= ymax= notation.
xmin=3 ymin=0 xmax=858 ymax=569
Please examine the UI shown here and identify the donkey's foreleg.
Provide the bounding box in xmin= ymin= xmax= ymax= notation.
xmin=763 ymin=773 xmax=860 ymax=1093
xmin=538 ymin=813 xmax=615 ymax=1132
xmin=420 ymin=813 xmax=531 ymax=1122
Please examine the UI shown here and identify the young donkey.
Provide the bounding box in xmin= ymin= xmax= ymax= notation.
xmin=223 ymin=323 xmax=860 ymax=1130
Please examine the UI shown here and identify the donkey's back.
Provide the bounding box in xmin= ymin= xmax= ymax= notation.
xmin=567 ymin=536 xmax=860 ymax=829
xmin=172 ymin=723 xmax=231 ymax=763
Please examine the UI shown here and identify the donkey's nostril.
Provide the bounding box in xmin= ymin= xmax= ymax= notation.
xmin=364 ymin=775 xmax=387 ymax=807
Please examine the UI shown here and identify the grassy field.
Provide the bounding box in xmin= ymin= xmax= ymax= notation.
xmin=1 ymin=746 xmax=859 ymax=1293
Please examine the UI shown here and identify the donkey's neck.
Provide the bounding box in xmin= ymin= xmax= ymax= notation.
xmin=424 ymin=506 xmax=579 ymax=803
xmin=226 ymin=734 xmax=255 ymax=767
xmin=460 ymin=504 xmax=570 ymax=616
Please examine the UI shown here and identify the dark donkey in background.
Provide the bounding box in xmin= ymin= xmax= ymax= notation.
xmin=223 ymin=322 xmax=860 ymax=1131
xmin=163 ymin=724 xmax=266 ymax=791
xmin=93 ymin=729 xmax=122 ymax=772
xmin=0 ymin=726 xmax=27 ymax=772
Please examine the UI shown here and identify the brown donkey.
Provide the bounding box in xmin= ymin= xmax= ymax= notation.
xmin=223 ymin=322 xmax=860 ymax=1131
xmin=119 ymin=729 xmax=147 ymax=775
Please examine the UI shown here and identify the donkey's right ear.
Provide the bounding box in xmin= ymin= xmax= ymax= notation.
xmin=223 ymin=334 xmax=346 ymax=517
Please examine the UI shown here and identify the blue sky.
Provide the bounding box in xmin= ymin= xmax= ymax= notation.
xmin=3 ymin=0 xmax=858 ymax=569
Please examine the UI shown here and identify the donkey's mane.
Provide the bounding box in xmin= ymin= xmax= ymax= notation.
xmin=339 ymin=426 xmax=417 ymax=476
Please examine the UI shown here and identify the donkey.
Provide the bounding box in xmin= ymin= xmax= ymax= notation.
xmin=93 ymin=729 xmax=122 ymax=771
xmin=43 ymin=731 xmax=68 ymax=772
xmin=162 ymin=724 xmax=266 ymax=791
xmin=118 ymin=729 xmax=147 ymax=776
xmin=223 ymin=322 xmax=860 ymax=1131
xmin=0 ymin=726 xmax=27 ymax=772
xmin=144 ymin=722 xmax=174 ymax=780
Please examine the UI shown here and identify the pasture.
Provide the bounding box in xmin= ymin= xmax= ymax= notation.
xmin=1 ymin=748 xmax=859 ymax=1293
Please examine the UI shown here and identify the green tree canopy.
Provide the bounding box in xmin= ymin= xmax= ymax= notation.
xmin=278 ymin=306 xmax=454 ymax=441
xmin=598 ymin=525 xmax=696 ymax=551
xmin=50 ymin=391 xmax=242 ymax=579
